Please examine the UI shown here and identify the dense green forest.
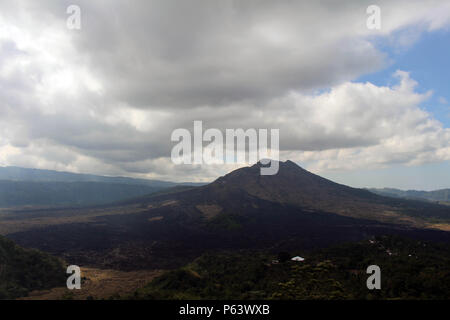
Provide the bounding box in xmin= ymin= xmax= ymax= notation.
xmin=0 ymin=236 xmax=66 ymax=299
xmin=131 ymin=236 xmax=450 ymax=300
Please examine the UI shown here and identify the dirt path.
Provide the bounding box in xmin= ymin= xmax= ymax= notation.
xmin=20 ymin=267 xmax=164 ymax=300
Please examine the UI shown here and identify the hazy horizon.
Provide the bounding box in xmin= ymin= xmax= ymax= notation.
xmin=1 ymin=161 xmax=449 ymax=192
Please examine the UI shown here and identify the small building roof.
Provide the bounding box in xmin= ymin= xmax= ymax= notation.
xmin=291 ymin=256 xmax=305 ymax=262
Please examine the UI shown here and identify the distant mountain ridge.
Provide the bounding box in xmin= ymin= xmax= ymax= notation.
xmin=0 ymin=180 xmax=162 ymax=207
xmin=0 ymin=166 xmax=197 ymax=187
xmin=0 ymin=166 xmax=203 ymax=207
xmin=368 ymin=187 xmax=450 ymax=203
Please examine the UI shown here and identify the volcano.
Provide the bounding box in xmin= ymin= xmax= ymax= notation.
xmin=128 ymin=160 xmax=450 ymax=226
xmin=6 ymin=160 xmax=450 ymax=270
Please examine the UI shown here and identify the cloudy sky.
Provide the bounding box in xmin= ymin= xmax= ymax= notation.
xmin=0 ymin=0 xmax=449 ymax=189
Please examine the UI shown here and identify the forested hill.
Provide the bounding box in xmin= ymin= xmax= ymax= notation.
xmin=0 ymin=235 xmax=66 ymax=299
xmin=132 ymin=236 xmax=450 ymax=300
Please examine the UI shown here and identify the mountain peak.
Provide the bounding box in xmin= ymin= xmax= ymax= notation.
xmin=247 ymin=159 xmax=307 ymax=175
xmin=213 ymin=159 xmax=298 ymax=183
xmin=254 ymin=159 xmax=299 ymax=168
xmin=209 ymin=159 xmax=380 ymax=215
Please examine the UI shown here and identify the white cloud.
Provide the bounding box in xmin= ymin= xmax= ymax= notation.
xmin=0 ymin=0 xmax=449 ymax=182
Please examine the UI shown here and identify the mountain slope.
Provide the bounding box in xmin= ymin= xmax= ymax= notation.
xmin=132 ymin=160 xmax=450 ymax=226
xmin=5 ymin=160 xmax=450 ymax=271
xmin=0 ymin=235 xmax=65 ymax=299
